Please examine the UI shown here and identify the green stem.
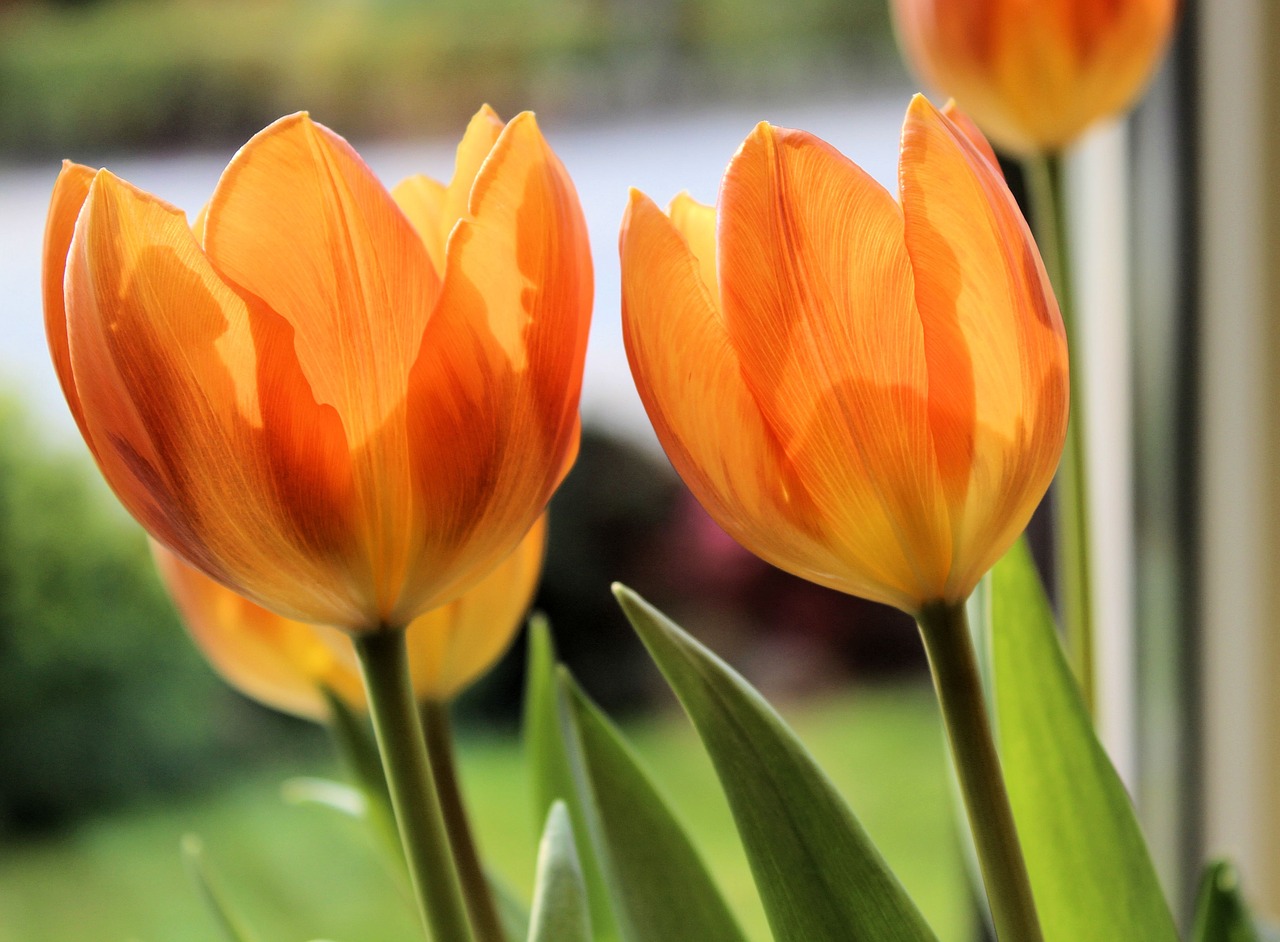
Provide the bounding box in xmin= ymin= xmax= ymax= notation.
xmin=917 ymin=603 xmax=1044 ymax=942
xmin=422 ymin=699 xmax=509 ymax=942
xmin=355 ymin=630 xmax=475 ymax=942
xmin=1022 ymin=150 xmax=1096 ymax=715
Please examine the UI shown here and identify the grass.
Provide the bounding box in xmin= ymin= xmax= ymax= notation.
xmin=0 ymin=683 xmax=968 ymax=942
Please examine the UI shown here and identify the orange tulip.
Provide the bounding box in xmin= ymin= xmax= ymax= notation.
xmin=153 ymin=516 xmax=547 ymax=718
xmin=44 ymin=108 xmax=590 ymax=632
xmin=891 ymin=0 xmax=1176 ymax=154
xmin=152 ymin=540 xmax=363 ymax=721
xmin=621 ymin=96 xmax=1068 ymax=616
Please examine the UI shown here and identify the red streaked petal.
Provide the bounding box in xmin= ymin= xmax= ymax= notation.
xmin=204 ymin=113 xmax=438 ymax=450
xmin=718 ymin=122 xmax=950 ymax=603
xmin=899 ymin=94 xmax=1068 ymax=597
xmin=42 ymin=161 xmax=97 ymax=443
xmin=941 ymin=100 xmax=1001 ymax=170
xmin=621 ymin=190 xmax=915 ymax=606
xmin=395 ymin=111 xmax=591 ymax=623
xmin=203 ymin=114 xmax=444 ymax=618
xmin=66 ymin=170 xmax=364 ymax=626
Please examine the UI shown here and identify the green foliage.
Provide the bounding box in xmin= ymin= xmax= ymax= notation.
xmin=1192 ymin=861 xmax=1263 ymax=942
xmin=564 ymin=673 xmax=748 ymax=942
xmin=527 ymin=803 xmax=591 ymax=942
xmin=615 ymin=584 xmax=940 ymax=942
xmin=0 ymin=395 xmax=317 ymax=832
xmin=525 ymin=615 xmax=747 ymax=942
xmin=523 ymin=618 xmax=622 ymax=941
xmin=990 ymin=540 xmax=1178 ymax=942
xmin=183 ymin=834 xmax=263 ymax=942
xmin=0 ymin=689 xmax=965 ymax=942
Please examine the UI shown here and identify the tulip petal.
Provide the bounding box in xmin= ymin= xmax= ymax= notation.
xmin=392 ymin=174 xmax=449 ymax=275
xmin=66 ymin=171 xmax=363 ymax=625
xmin=666 ymin=192 xmax=720 ymax=310
xmin=718 ymin=123 xmax=950 ymax=605
xmin=204 ymin=113 xmax=449 ymax=619
xmin=407 ymin=515 xmax=546 ymax=701
xmin=43 ymin=161 xmax=97 ymax=444
xmin=899 ymin=95 xmax=1068 ymax=596
xmin=621 ymin=190 xmax=913 ymax=607
xmin=940 ymin=101 xmax=1000 ymax=171
xmin=397 ymin=111 xmax=591 ymax=621
xmin=442 ymin=104 xmax=506 ymax=242
xmin=893 ymin=0 xmax=1175 ymax=153
xmin=204 ymin=113 xmax=439 ymax=449
xmin=153 ymin=541 xmax=364 ymax=720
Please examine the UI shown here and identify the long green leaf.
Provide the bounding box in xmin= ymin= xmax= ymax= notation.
xmin=523 ymin=616 xmax=621 ymax=941
xmin=1192 ymin=861 xmax=1262 ymax=942
xmin=614 ymin=584 xmax=939 ymax=942
xmin=181 ymin=835 xmax=261 ymax=942
xmin=991 ymin=540 xmax=1178 ymax=942
xmin=491 ymin=872 xmax=532 ymax=942
xmin=564 ymin=670 xmax=749 ymax=942
xmin=528 ymin=803 xmax=592 ymax=942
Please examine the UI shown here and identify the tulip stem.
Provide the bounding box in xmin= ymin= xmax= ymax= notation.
xmin=1022 ymin=150 xmax=1096 ymax=715
xmin=421 ymin=699 xmax=509 ymax=942
xmin=917 ymin=602 xmax=1044 ymax=942
xmin=355 ymin=630 xmax=475 ymax=942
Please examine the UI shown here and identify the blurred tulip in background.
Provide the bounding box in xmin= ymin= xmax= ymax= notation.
xmin=890 ymin=0 xmax=1177 ymax=153
xmin=152 ymin=516 xmax=547 ymax=718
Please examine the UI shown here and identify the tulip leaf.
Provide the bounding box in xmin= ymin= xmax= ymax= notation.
xmin=181 ymin=834 xmax=261 ymax=942
xmin=523 ymin=616 xmax=621 ymax=942
xmin=562 ymin=669 xmax=749 ymax=942
xmin=280 ymin=777 xmax=367 ymax=818
xmin=1191 ymin=860 xmax=1263 ymax=942
xmin=614 ymin=584 xmax=939 ymax=942
xmin=528 ymin=803 xmax=592 ymax=942
xmin=990 ymin=540 xmax=1178 ymax=942
xmin=492 ymin=872 xmax=533 ymax=942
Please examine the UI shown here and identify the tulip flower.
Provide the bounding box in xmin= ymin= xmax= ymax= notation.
xmin=152 ymin=516 xmax=546 ymax=717
xmin=44 ymin=107 xmax=591 ymax=634
xmin=152 ymin=539 xmax=363 ymax=721
xmin=891 ymin=0 xmax=1177 ymax=154
xmin=620 ymin=95 xmax=1069 ymax=618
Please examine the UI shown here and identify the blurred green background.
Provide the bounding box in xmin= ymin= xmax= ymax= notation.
xmin=0 ymin=0 xmax=895 ymax=159
xmin=0 ymin=1 xmax=970 ymax=939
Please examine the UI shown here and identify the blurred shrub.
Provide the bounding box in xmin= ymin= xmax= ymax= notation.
xmin=0 ymin=0 xmax=896 ymax=159
xmin=0 ymin=396 xmax=318 ymax=834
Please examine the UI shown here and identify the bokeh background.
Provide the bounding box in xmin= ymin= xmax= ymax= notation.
xmin=5 ymin=1 xmax=1278 ymax=939
xmin=0 ymin=2 xmax=977 ymax=940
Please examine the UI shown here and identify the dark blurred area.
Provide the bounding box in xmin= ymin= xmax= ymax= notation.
xmin=0 ymin=393 xmax=921 ymax=837
xmin=0 ymin=0 xmax=896 ymax=160
xmin=0 ymin=395 xmax=324 ymax=836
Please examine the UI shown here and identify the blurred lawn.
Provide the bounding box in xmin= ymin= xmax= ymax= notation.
xmin=0 ymin=683 xmax=967 ymax=942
